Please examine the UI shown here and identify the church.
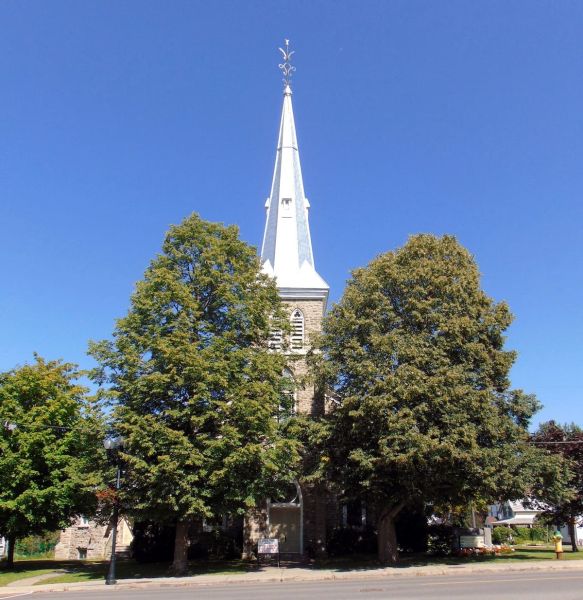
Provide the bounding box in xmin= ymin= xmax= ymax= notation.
xmin=244 ymin=42 xmax=347 ymax=558
xmin=56 ymin=43 xmax=358 ymax=563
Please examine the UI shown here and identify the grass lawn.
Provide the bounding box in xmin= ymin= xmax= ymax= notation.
xmin=0 ymin=558 xmax=250 ymax=586
xmin=0 ymin=567 xmax=56 ymax=587
xmin=315 ymin=546 xmax=583 ymax=571
xmin=34 ymin=559 xmax=251 ymax=585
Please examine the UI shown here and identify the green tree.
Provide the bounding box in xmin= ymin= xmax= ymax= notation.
xmin=531 ymin=421 xmax=583 ymax=551
xmin=90 ymin=213 xmax=299 ymax=573
xmin=318 ymin=234 xmax=558 ymax=563
xmin=0 ymin=356 xmax=104 ymax=568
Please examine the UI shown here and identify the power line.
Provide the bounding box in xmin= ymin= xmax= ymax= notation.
xmin=530 ymin=440 xmax=583 ymax=445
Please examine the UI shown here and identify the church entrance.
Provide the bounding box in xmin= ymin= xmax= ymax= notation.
xmin=269 ymin=506 xmax=301 ymax=553
xmin=268 ymin=481 xmax=303 ymax=554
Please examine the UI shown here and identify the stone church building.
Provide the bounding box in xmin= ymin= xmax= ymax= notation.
xmin=244 ymin=47 xmax=344 ymax=558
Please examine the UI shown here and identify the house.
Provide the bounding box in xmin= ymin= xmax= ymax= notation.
xmin=560 ymin=519 xmax=583 ymax=547
xmin=488 ymin=501 xmax=541 ymax=527
xmin=54 ymin=515 xmax=133 ymax=560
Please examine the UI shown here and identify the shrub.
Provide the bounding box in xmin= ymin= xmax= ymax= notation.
xmin=189 ymin=529 xmax=242 ymax=560
xmin=492 ymin=527 xmax=513 ymax=544
xmin=514 ymin=527 xmax=531 ymax=542
xmin=131 ymin=520 xmax=243 ymax=563
xmin=15 ymin=532 xmax=59 ymax=558
xmin=395 ymin=506 xmax=429 ymax=553
xmin=427 ymin=524 xmax=455 ymax=556
xmin=326 ymin=526 xmax=377 ymax=556
xmin=131 ymin=521 xmax=175 ymax=563
xmin=529 ymin=525 xmax=548 ymax=542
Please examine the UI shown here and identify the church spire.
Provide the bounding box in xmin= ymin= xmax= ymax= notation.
xmin=260 ymin=41 xmax=329 ymax=302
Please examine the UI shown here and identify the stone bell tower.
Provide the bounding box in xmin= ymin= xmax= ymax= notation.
xmin=260 ymin=42 xmax=329 ymax=418
xmin=243 ymin=41 xmax=330 ymax=558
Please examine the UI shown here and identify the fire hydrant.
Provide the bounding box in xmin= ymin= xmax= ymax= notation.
xmin=552 ymin=530 xmax=563 ymax=559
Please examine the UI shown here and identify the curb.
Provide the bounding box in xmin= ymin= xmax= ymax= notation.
xmin=3 ymin=560 xmax=582 ymax=595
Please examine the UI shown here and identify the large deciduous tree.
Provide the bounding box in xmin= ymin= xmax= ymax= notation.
xmin=531 ymin=421 xmax=583 ymax=551
xmin=318 ymin=234 xmax=556 ymax=563
xmin=90 ymin=213 xmax=298 ymax=573
xmin=0 ymin=356 xmax=104 ymax=568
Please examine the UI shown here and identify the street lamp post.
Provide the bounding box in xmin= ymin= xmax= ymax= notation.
xmin=103 ymin=436 xmax=123 ymax=586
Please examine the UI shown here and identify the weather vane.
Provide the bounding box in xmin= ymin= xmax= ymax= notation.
xmin=278 ymin=39 xmax=296 ymax=89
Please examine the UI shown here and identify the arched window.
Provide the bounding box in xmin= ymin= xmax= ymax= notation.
xmin=290 ymin=308 xmax=304 ymax=350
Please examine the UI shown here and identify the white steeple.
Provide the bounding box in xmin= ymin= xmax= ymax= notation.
xmin=260 ymin=42 xmax=329 ymax=303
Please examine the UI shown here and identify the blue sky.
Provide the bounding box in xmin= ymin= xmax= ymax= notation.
xmin=1 ymin=1 xmax=581 ymax=428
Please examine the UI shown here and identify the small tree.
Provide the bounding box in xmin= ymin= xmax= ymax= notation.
xmin=318 ymin=234 xmax=558 ymax=563
xmin=531 ymin=421 xmax=583 ymax=551
xmin=0 ymin=356 xmax=104 ymax=568
xmin=90 ymin=213 xmax=299 ymax=573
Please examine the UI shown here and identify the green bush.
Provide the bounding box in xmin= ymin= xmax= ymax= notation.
xmin=326 ymin=526 xmax=377 ymax=556
xmin=492 ymin=527 xmax=513 ymax=544
xmin=492 ymin=525 xmax=548 ymax=545
xmin=427 ymin=525 xmax=455 ymax=556
xmin=131 ymin=521 xmax=175 ymax=563
xmin=189 ymin=529 xmax=242 ymax=560
xmin=395 ymin=506 xmax=429 ymax=553
xmin=514 ymin=527 xmax=531 ymax=542
xmin=15 ymin=532 xmax=59 ymax=558
xmin=529 ymin=525 xmax=548 ymax=542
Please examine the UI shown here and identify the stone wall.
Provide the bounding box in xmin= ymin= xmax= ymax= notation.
xmin=242 ymin=504 xmax=268 ymax=558
xmin=243 ymin=297 xmax=328 ymax=558
xmin=282 ymin=299 xmax=325 ymax=417
xmin=54 ymin=517 xmax=133 ymax=560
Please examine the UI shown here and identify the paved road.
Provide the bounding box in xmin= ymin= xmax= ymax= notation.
xmin=8 ymin=570 xmax=583 ymax=600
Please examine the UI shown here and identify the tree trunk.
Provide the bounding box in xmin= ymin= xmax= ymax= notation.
xmin=171 ymin=520 xmax=190 ymax=574
xmin=6 ymin=534 xmax=16 ymax=569
xmin=568 ymin=517 xmax=579 ymax=552
xmin=378 ymin=503 xmax=404 ymax=564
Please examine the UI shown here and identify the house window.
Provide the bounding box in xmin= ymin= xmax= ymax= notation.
xmin=342 ymin=500 xmax=367 ymax=529
xmin=78 ymin=548 xmax=87 ymax=560
xmin=290 ymin=309 xmax=304 ymax=350
xmin=281 ymin=197 xmax=292 ymax=213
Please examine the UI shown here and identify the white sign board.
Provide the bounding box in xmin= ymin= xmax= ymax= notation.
xmin=258 ymin=538 xmax=279 ymax=554
xmin=459 ymin=535 xmax=485 ymax=549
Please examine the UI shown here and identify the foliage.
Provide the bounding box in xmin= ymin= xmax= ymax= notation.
xmin=189 ymin=528 xmax=242 ymax=560
xmin=395 ymin=505 xmax=429 ymax=553
xmin=131 ymin=520 xmax=242 ymax=564
xmin=14 ymin=532 xmax=59 ymax=557
xmin=426 ymin=524 xmax=456 ymax=556
xmin=130 ymin=521 xmax=176 ymax=563
xmin=317 ymin=234 xmax=560 ymax=563
xmin=491 ymin=525 xmax=548 ymax=545
xmin=89 ymin=213 xmax=300 ymax=571
xmin=492 ymin=527 xmax=513 ymax=544
xmin=326 ymin=526 xmax=377 ymax=556
xmin=527 ymin=525 xmax=549 ymax=542
xmin=530 ymin=421 xmax=583 ymax=550
xmin=0 ymin=355 xmax=105 ymax=567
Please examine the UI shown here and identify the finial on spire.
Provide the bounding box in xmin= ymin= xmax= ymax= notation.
xmin=278 ymin=39 xmax=296 ymax=91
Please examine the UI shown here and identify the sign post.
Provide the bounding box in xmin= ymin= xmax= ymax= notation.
xmin=258 ymin=538 xmax=280 ymax=567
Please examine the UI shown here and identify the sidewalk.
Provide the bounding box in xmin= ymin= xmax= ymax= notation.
xmin=5 ymin=570 xmax=66 ymax=588
xmin=1 ymin=560 xmax=582 ymax=595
